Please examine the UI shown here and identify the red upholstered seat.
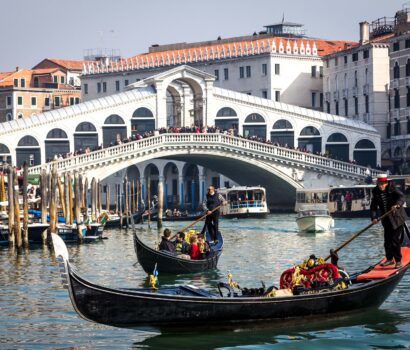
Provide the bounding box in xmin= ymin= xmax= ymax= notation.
xmin=356 ymin=247 xmax=410 ymax=281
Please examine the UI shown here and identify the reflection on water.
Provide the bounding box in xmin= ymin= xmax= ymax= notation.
xmin=0 ymin=214 xmax=410 ymax=349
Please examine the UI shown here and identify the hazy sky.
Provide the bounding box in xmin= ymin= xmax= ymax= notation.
xmin=0 ymin=0 xmax=402 ymax=71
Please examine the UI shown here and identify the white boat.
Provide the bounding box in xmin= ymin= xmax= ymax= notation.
xmin=218 ymin=186 xmax=268 ymax=218
xmin=296 ymin=205 xmax=334 ymax=233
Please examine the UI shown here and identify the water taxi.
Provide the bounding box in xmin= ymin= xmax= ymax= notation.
xmin=296 ymin=204 xmax=334 ymax=232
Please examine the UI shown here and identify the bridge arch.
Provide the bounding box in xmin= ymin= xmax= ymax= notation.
xmin=131 ymin=107 xmax=155 ymax=135
xmin=354 ymin=139 xmax=377 ymax=167
xmin=103 ymin=114 xmax=127 ymax=147
xmin=45 ymin=128 xmax=70 ymax=161
xmin=325 ymin=132 xmax=349 ymax=161
xmin=17 ymin=135 xmax=41 ymax=166
xmin=74 ymin=122 xmax=98 ymax=152
xmin=298 ymin=126 xmax=322 ymax=153
xmin=243 ymin=113 xmax=267 ymax=139
xmin=270 ymin=119 xmax=294 ymax=147
xmin=215 ymin=107 xmax=239 ymax=131
xmin=0 ymin=143 xmax=12 ymax=164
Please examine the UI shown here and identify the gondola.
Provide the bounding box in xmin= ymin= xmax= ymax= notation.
xmin=0 ymin=223 xmax=49 ymax=246
xmin=103 ymin=211 xmax=144 ymax=228
xmin=134 ymin=231 xmax=223 ymax=274
xmin=51 ymin=232 xmax=410 ymax=328
xmin=150 ymin=214 xmax=203 ymax=222
xmin=55 ymin=223 xmax=104 ymax=243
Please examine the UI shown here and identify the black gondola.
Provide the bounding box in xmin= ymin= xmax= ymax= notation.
xmin=0 ymin=223 xmax=49 ymax=246
xmin=51 ymin=232 xmax=409 ymax=328
xmin=104 ymin=212 xmax=144 ymax=228
xmin=134 ymin=231 xmax=223 ymax=274
xmin=55 ymin=223 xmax=104 ymax=243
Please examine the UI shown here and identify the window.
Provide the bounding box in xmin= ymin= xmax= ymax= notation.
xmin=262 ymin=63 xmax=267 ymax=76
xmin=352 ymin=52 xmax=358 ymax=62
xmin=17 ymin=96 xmax=23 ymax=105
xmin=394 ymin=62 xmax=400 ymax=79
xmin=365 ymin=95 xmax=369 ymax=113
xmin=31 ymin=96 xmax=36 ymax=106
xmin=319 ymin=66 xmax=323 ymax=78
xmin=45 ymin=97 xmax=50 ymax=106
xmin=75 ymin=97 xmax=80 ymax=104
xmin=344 ymin=56 xmax=348 ymax=64
xmin=406 ymin=39 xmax=410 ymax=48
xmin=13 ymin=78 xmax=18 ymax=87
xmin=239 ymin=66 xmax=244 ymax=78
xmin=334 ymin=57 xmax=338 ymax=66
xmin=115 ymin=80 xmax=120 ymax=91
xmin=84 ymin=83 xmax=88 ymax=94
xmin=53 ymin=76 xmax=58 ymax=83
xmin=354 ymin=97 xmax=358 ymax=115
xmin=6 ymin=96 xmax=11 ymax=107
xmin=311 ymin=92 xmax=317 ymax=107
xmin=393 ymin=41 xmax=400 ymax=52
xmin=246 ymin=66 xmax=251 ymax=78
xmin=33 ymin=77 xmax=39 ymax=87
xmin=275 ymin=91 xmax=280 ymax=102
xmin=274 ymin=64 xmax=280 ymax=75
xmin=363 ymin=50 xmax=369 ymax=59
xmin=214 ymin=69 xmax=219 ymax=81
xmin=224 ymin=68 xmax=229 ymax=80
xmin=262 ymin=90 xmax=268 ymax=99
xmin=335 ymin=101 xmax=339 ymax=115
xmin=320 ymin=93 xmax=323 ymax=108
xmin=311 ymin=66 xmax=317 ymax=78
xmin=97 ymin=82 xmax=101 ymax=93
xmin=103 ymin=82 xmax=107 ymax=92
xmin=54 ymin=96 xmax=60 ymax=107
xmin=20 ymin=78 xmax=25 ymax=88
xmin=69 ymin=97 xmax=75 ymax=105
xmin=326 ymin=101 xmax=330 ymax=113
xmin=125 ymin=79 xmax=129 ymax=86
xmin=60 ymin=76 xmax=65 ymax=84
xmin=344 ymin=98 xmax=348 ymax=116
xmin=387 ymin=123 xmax=391 ymax=138
xmin=394 ymin=89 xmax=400 ymax=109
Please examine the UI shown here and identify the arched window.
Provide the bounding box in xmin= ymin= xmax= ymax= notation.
xmin=75 ymin=122 xmax=96 ymax=132
xmin=47 ymin=128 xmax=68 ymax=139
xmin=355 ymin=139 xmax=375 ymax=149
xmin=6 ymin=113 xmax=12 ymax=121
xmin=406 ymin=59 xmax=410 ymax=77
xmin=0 ymin=143 xmax=11 ymax=164
xmin=394 ymin=147 xmax=403 ymax=157
xmin=394 ymin=61 xmax=400 ymax=79
xmin=18 ymin=135 xmax=39 ymax=147
xmin=132 ymin=107 xmax=154 ymax=118
xmin=273 ymin=119 xmax=293 ymax=129
xmin=216 ymin=107 xmax=237 ymax=117
xmin=244 ymin=113 xmax=265 ymax=123
xmin=0 ymin=143 xmax=10 ymax=153
xmin=327 ymin=133 xmax=347 ymax=142
xmin=300 ymin=126 xmax=320 ymax=136
xmin=104 ymin=114 xmax=125 ymax=124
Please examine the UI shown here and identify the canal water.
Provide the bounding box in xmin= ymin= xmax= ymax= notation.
xmin=1 ymin=214 xmax=410 ymax=349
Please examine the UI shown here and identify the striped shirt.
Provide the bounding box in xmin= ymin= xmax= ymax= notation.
xmin=380 ymin=191 xmax=388 ymax=213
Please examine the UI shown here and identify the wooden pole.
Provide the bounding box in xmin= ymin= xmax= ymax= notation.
xmin=79 ymin=174 xmax=84 ymax=209
xmin=0 ymin=172 xmax=6 ymax=212
xmin=7 ymin=166 xmax=15 ymax=245
xmin=13 ymin=167 xmax=21 ymax=248
xmin=115 ymin=183 xmax=119 ymax=215
xmin=131 ymin=181 xmax=135 ymax=214
xmin=22 ymin=162 xmax=29 ymax=245
xmin=98 ymin=181 xmax=102 ymax=217
xmin=68 ymin=173 xmax=74 ymax=225
xmin=74 ymin=172 xmax=83 ymax=241
xmin=105 ymin=184 xmax=110 ymax=212
xmin=119 ymin=184 xmax=123 ymax=227
xmin=90 ymin=178 xmax=96 ymax=222
xmin=123 ymin=176 xmax=129 ymax=227
xmin=147 ymin=175 xmax=151 ymax=227
xmin=49 ymin=166 xmax=57 ymax=234
xmin=136 ymin=180 xmax=140 ymax=213
xmin=83 ymin=177 xmax=89 ymax=222
xmin=157 ymin=181 xmax=163 ymax=229
xmin=40 ymin=168 xmax=47 ymax=243
xmin=57 ymin=175 xmax=66 ymax=221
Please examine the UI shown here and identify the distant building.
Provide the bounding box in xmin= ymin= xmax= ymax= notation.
xmin=0 ymin=66 xmax=82 ymax=122
xmin=80 ymin=23 xmax=354 ymax=116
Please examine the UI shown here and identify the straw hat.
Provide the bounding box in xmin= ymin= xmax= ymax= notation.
xmin=376 ymin=174 xmax=389 ymax=183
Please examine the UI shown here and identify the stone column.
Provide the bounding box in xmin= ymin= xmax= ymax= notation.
xmin=158 ymin=175 xmax=165 ymax=210
xmin=155 ymin=81 xmax=167 ymax=129
xmin=179 ymin=175 xmax=185 ymax=209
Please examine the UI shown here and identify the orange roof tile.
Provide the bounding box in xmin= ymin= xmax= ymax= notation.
xmin=33 ymin=58 xmax=89 ymax=71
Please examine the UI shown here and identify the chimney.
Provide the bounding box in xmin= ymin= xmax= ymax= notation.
xmin=15 ymin=66 xmax=19 ymax=72
xmin=359 ymin=21 xmax=369 ymax=45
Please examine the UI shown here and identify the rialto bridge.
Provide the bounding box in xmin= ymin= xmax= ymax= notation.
xmin=0 ymin=65 xmax=381 ymax=209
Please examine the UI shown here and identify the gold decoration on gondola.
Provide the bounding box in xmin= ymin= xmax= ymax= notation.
xmin=227 ymin=272 xmax=240 ymax=289
xmin=149 ymin=274 xmax=158 ymax=290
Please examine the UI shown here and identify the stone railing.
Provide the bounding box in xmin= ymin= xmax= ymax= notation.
xmin=28 ymin=133 xmax=381 ymax=179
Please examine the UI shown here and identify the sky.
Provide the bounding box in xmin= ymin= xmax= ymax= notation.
xmin=0 ymin=0 xmax=403 ymax=71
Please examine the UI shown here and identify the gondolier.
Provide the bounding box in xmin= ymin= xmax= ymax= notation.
xmin=370 ymin=174 xmax=408 ymax=269
xmin=202 ymin=186 xmax=226 ymax=243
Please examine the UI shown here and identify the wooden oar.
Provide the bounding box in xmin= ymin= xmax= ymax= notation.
xmin=169 ymin=204 xmax=223 ymax=240
xmin=324 ymin=206 xmax=399 ymax=261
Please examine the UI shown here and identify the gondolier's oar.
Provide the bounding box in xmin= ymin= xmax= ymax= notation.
xmin=324 ymin=206 xmax=399 ymax=261
xmin=169 ymin=204 xmax=224 ymax=240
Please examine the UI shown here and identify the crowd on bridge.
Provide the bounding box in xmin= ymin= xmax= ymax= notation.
xmin=45 ymin=125 xmax=378 ymax=169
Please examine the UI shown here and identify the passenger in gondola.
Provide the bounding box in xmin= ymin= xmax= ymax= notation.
xmin=159 ymin=228 xmax=176 ymax=253
xmin=197 ymin=233 xmax=210 ymax=259
xmin=188 ymin=235 xmax=200 ymax=259
xmin=174 ymin=231 xmax=190 ymax=255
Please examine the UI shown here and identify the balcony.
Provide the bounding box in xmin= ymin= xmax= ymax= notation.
xmin=392 ymin=79 xmax=399 ymax=89
xmin=333 ymin=91 xmax=339 ymax=100
xmin=363 ymin=113 xmax=370 ymax=123
xmin=363 ymin=84 xmax=369 ymax=95
xmin=342 ymin=88 xmax=348 ymax=99
xmin=352 ymin=86 xmax=358 ymax=97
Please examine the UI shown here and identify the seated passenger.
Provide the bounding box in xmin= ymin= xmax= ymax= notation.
xmin=188 ymin=235 xmax=200 ymax=260
xmin=197 ymin=233 xmax=210 ymax=259
xmin=159 ymin=228 xmax=176 ymax=253
xmin=174 ymin=231 xmax=190 ymax=255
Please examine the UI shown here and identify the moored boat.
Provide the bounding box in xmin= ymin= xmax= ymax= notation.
xmin=55 ymin=223 xmax=104 ymax=242
xmin=296 ymin=205 xmax=334 ymax=233
xmin=0 ymin=223 xmax=49 ymax=246
xmin=134 ymin=230 xmax=223 ymax=274
xmin=51 ymin=232 xmax=410 ymax=328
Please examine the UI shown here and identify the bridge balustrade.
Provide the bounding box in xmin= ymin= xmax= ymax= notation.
xmin=28 ymin=133 xmax=381 ymax=179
